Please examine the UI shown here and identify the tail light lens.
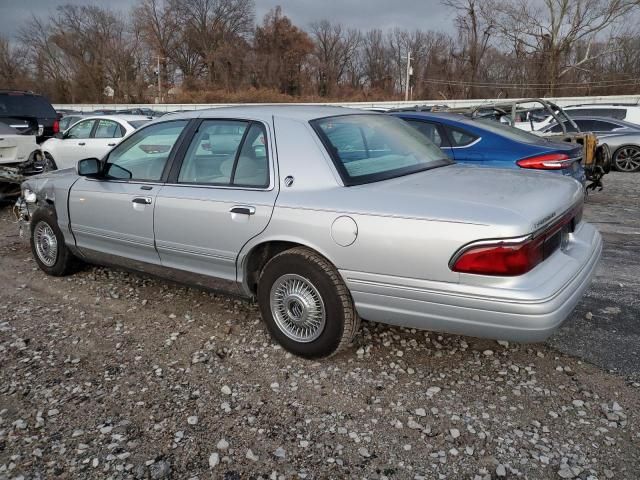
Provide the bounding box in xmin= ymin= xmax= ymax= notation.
xmin=53 ymin=119 xmax=60 ymax=134
xmin=451 ymin=204 xmax=582 ymax=276
xmin=517 ymin=153 xmax=572 ymax=170
xmin=451 ymin=237 xmax=544 ymax=276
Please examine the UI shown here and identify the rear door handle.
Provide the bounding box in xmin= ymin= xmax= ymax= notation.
xmin=229 ymin=205 xmax=255 ymax=215
xmin=107 ymin=142 xmax=116 ymax=146
xmin=132 ymin=197 xmax=152 ymax=205
xmin=78 ymin=142 xmax=86 ymax=146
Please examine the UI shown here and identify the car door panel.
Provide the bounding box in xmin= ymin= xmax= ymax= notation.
xmin=154 ymin=119 xmax=278 ymax=281
xmin=68 ymin=120 xmax=189 ymax=264
xmin=154 ymin=188 xmax=276 ymax=280
xmin=69 ymin=179 xmax=161 ymax=263
xmin=54 ymin=119 xmax=96 ymax=168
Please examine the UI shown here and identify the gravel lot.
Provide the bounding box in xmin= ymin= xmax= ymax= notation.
xmin=1 ymin=173 xmax=639 ymax=480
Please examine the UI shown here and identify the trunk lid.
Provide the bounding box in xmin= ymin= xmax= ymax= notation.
xmin=349 ymin=164 xmax=583 ymax=235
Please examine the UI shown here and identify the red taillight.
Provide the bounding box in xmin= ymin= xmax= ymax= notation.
xmin=517 ymin=153 xmax=571 ymax=170
xmin=451 ymin=237 xmax=544 ymax=276
xmin=53 ymin=119 xmax=60 ymax=134
xmin=451 ymin=204 xmax=582 ymax=276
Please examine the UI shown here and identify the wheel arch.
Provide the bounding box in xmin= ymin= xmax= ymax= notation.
xmin=238 ymin=238 xmax=339 ymax=296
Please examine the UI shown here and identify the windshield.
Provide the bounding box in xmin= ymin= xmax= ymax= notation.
xmin=0 ymin=94 xmax=56 ymax=118
xmin=473 ymin=118 xmax=552 ymax=145
xmin=129 ymin=120 xmax=151 ymax=129
xmin=311 ymin=114 xmax=450 ymax=185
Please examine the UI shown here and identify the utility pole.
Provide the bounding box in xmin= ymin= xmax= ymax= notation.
xmin=404 ymin=50 xmax=412 ymax=101
xmin=157 ymin=56 xmax=162 ymax=103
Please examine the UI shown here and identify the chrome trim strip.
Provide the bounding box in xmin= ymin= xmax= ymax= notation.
xmin=449 ymin=136 xmax=482 ymax=149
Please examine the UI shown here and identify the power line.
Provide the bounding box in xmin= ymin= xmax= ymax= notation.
xmin=422 ymin=78 xmax=640 ymax=89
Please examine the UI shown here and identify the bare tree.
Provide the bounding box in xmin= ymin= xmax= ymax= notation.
xmin=491 ymin=0 xmax=638 ymax=94
xmin=309 ymin=21 xmax=361 ymax=96
xmin=171 ymin=0 xmax=254 ymax=86
xmin=0 ymin=37 xmax=30 ymax=90
xmin=134 ymin=0 xmax=179 ymax=91
xmin=444 ymin=0 xmax=494 ymax=98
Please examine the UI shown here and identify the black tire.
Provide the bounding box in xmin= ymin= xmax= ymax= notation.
xmin=43 ymin=153 xmax=58 ymax=171
xmin=612 ymin=145 xmax=640 ymax=172
xmin=30 ymin=208 xmax=78 ymax=276
xmin=257 ymin=247 xmax=360 ymax=358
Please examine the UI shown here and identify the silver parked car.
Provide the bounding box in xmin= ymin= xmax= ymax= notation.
xmin=19 ymin=106 xmax=602 ymax=358
xmin=597 ymin=133 xmax=640 ymax=172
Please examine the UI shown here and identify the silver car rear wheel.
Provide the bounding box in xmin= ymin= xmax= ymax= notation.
xmin=34 ymin=221 xmax=58 ymax=267
xmin=270 ymin=273 xmax=326 ymax=343
xmin=613 ymin=146 xmax=640 ymax=172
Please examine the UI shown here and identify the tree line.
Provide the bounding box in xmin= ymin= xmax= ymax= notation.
xmin=2 ymin=0 xmax=640 ymax=104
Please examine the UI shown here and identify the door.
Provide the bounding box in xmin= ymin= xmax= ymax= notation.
xmin=68 ymin=120 xmax=189 ymax=264
xmin=403 ymin=119 xmax=455 ymax=160
xmin=154 ymin=119 xmax=278 ymax=281
xmin=83 ymin=118 xmax=125 ymax=158
xmin=55 ymin=119 xmax=97 ymax=168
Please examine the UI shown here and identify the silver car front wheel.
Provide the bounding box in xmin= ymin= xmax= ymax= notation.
xmin=34 ymin=221 xmax=58 ymax=267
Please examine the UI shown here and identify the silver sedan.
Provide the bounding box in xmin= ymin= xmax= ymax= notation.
xmin=20 ymin=106 xmax=602 ymax=358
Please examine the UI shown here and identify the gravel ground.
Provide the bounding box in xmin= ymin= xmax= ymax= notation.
xmin=1 ymin=173 xmax=639 ymax=480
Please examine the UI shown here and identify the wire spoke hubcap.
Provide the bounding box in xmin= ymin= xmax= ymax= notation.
xmin=270 ymin=274 xmax=326 ymax=343
xmin=34 ymin=221 xmax=58 ymax=267
xmin=616 ymin=147 xmax=640 ymax=171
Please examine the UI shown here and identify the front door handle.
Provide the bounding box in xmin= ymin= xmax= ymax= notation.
xmin=78 ymin=142 xmax=86 ymax=146
xmin=132 ymin=197 xmax=152 ymax=205
xmin=229 ymin=205 xmax=256 ymax=216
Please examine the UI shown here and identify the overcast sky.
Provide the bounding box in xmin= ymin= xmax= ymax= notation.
xmin=0 ymin=0 xmax=455 ymax=40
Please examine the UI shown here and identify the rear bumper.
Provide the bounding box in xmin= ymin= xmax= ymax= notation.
xmin=341 ymin=222 xmax=602 ymax=343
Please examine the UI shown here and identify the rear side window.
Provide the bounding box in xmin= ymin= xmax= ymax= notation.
xmin=178 ymin=120 xmax=269 ymax=187
xmin=94 ymin=120 xmax=122 ymax=138
xmin=0 ymin=94 xmax=56 ymax=118
xmin=566 ymin=108 xmax=626 ymax=120
xmin=445 ymin=126 xmax=478 ymax=147
xmin=405 ymin=120 xmax=447 ymax=147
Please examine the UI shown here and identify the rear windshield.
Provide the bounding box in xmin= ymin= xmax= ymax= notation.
xmin=0 ymin=94 xmax=56 ymax=118
xmin=129 ymin=120 xmax=151 ymax=129
xmin=473 ymin=118 xmax=551 ymax=145
xmin=311 ymin=114 xmax=451 ymax=185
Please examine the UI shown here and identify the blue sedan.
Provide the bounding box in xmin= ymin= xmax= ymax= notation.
xmin=392 ymin=112 xmax=586 ymax=184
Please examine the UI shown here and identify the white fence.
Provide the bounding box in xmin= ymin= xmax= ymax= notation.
xmin=54 ymin=94 xmax=640 ymax=113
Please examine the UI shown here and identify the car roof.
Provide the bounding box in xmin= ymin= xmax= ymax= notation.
xmin=391 ymin=110 xmax=479 ymax=127
xmin=78 ymin=114 xmax=152 ymax=123
xmin=157 ymin=105 xmax=370 ymax=123
xmin=548 ymin=116 xmax=640 ymax=128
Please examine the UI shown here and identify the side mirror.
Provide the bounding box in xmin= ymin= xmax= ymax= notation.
xmin=54 ymin=132 xmax=64 ymax=139
xmin=77 ymin=158 xmax=101 ymax=177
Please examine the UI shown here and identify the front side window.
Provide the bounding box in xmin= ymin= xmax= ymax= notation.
xmin=178 ymin=120 xmax=269 ymax=187
xmin=94 ymin=119 xmax=122 ymax=138
xmin=312 ymin=115 xmax=450 ymax=186
xmin=104 ymin=120 xmax=187 ymax=181
xmin=66 ymin=120 xmax=95 ymax=139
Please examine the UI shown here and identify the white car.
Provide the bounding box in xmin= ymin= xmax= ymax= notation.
xmin=41 ymin=115 xmax=151 ymax=170
xmin=515 ymin=104 xmax=640 ymax=132
xmin=0 ymin=123 xmax=39 ymax=166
